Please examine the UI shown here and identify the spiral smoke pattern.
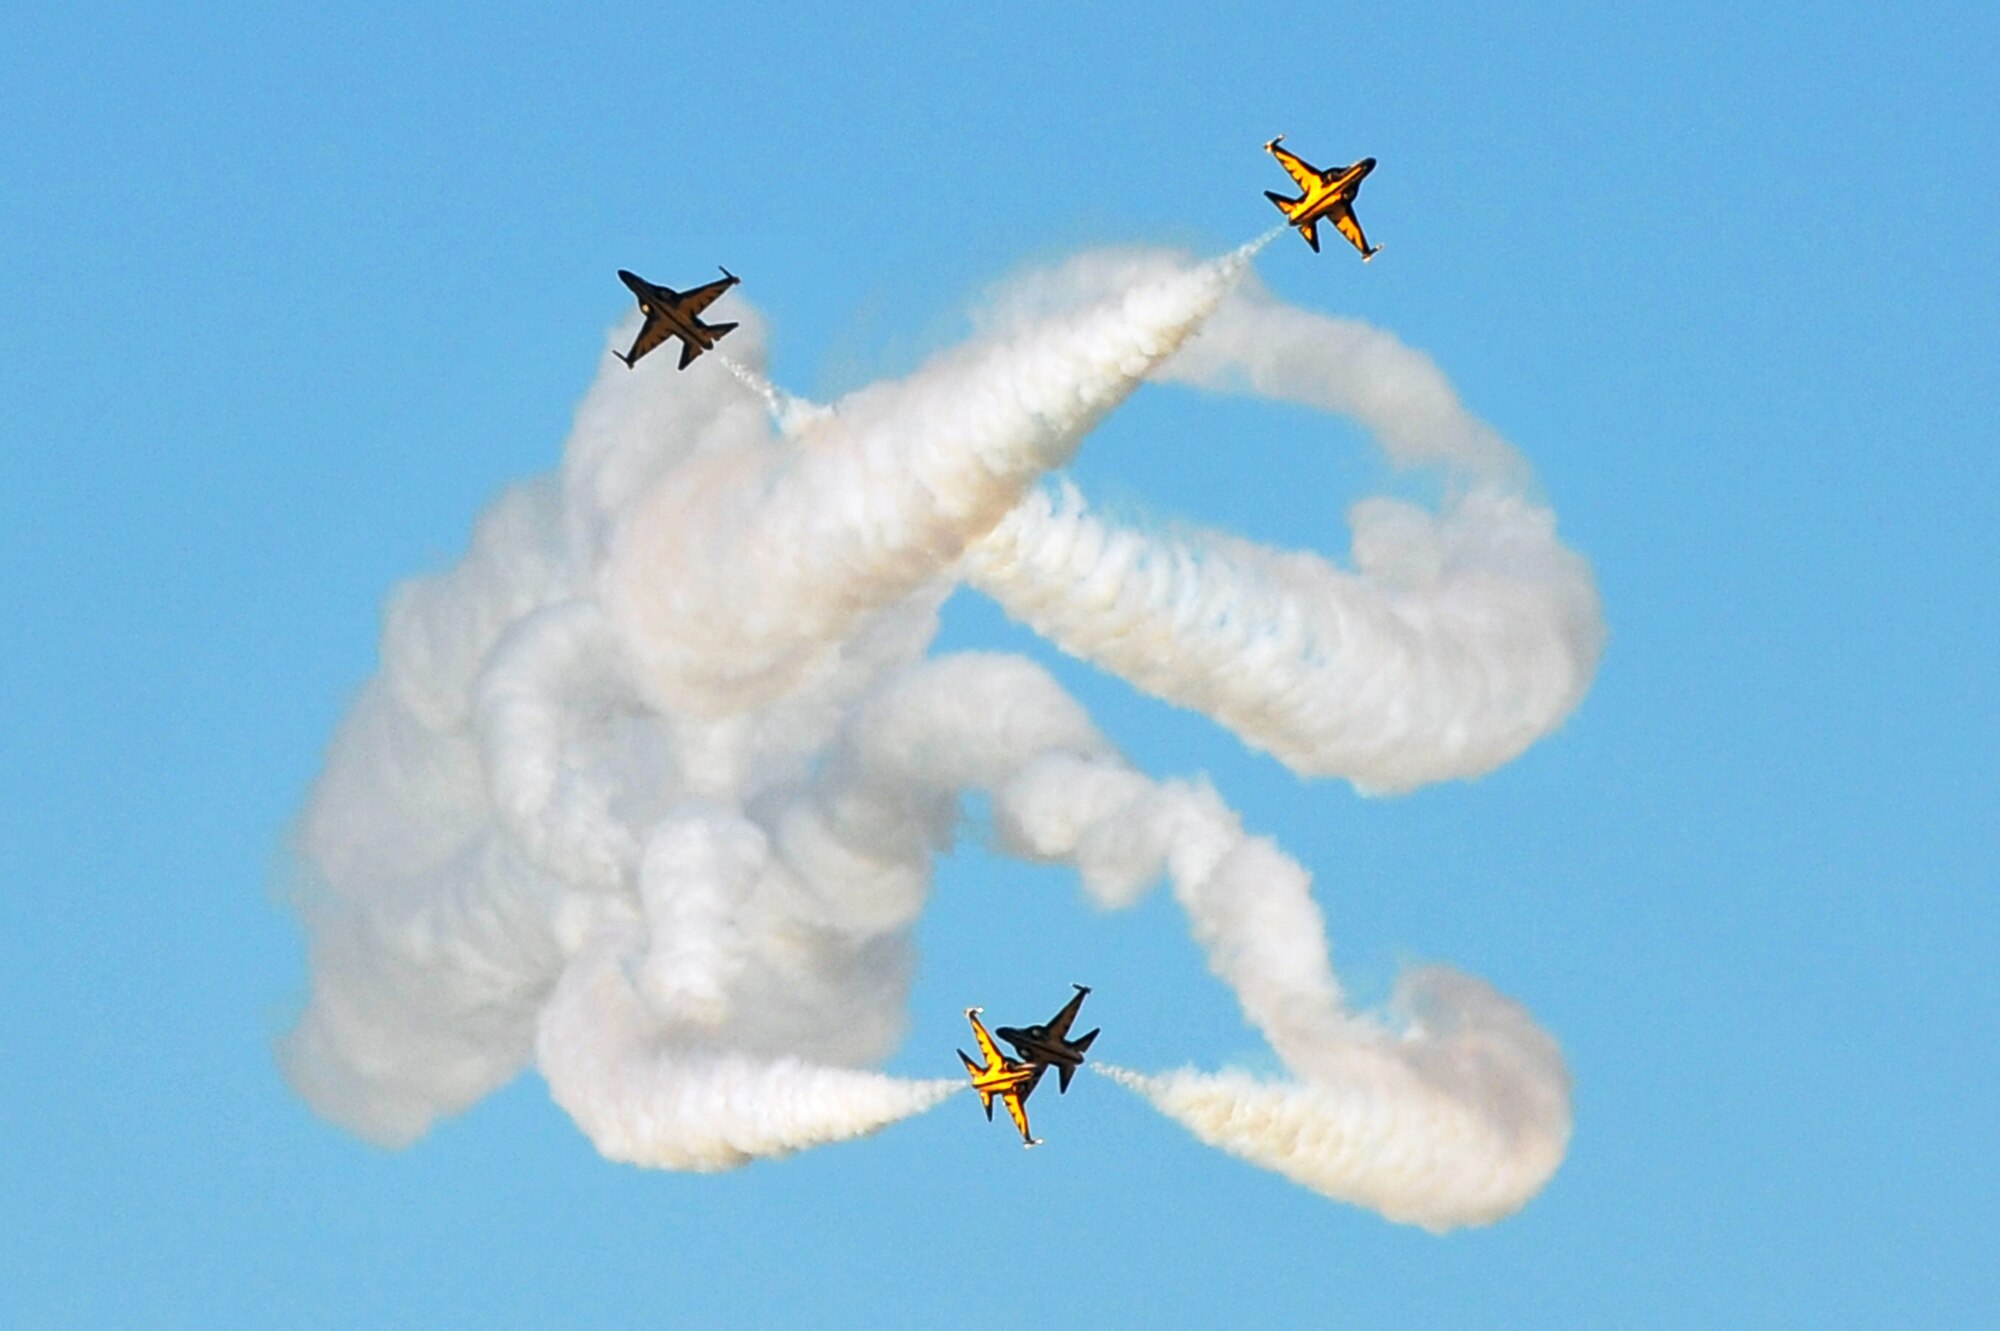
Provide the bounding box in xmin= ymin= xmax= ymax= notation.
xmin=282 ymin=241 xmax=1598 ymax=1229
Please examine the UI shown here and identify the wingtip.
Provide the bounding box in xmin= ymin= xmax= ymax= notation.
xmin=1264 ymin=133 xmax=1285 ymax=152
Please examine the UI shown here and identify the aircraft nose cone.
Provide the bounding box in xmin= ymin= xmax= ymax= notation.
xmin=1360 ymin=157 xmax=1377 ymax=173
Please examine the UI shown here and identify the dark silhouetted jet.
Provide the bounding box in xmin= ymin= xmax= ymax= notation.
xmin=1262 ymin=136 xmax=1380 ymax=260
xmin=996 ymin=985 xmax=1099 ymax=1094
xmin=613 ymin=267 xmax=740 ymax=370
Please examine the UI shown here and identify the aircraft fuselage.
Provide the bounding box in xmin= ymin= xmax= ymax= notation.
xmin=994 ymin=1026 xmax=1084 ymax=1073
xmin=967 ymin=1061 xmax=1036 ymax=1099
xmin=1281 ymin=157 xmax=1374 ymax=223
xmin=621 ymin=272 xmax=721 ymax=349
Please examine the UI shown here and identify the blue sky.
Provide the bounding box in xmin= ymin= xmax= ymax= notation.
xmin=4 ymin=4 xmax=1996 ymax=1327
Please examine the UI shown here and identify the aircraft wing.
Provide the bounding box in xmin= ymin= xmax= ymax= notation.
xmin=1001 ymin=1088 xmax=1036 ymax=1145
xmin=622 ymin=315 xmax=675 ymax=366
xmin=678 ymin=274 xmax=736 ymax=319
xmin=1021 ymin=1063 xmax=1047 ymax=1100
xmin=966 ymin=1010 xmax=1008 ymax=1072
xmin=1331 ymin=207 xmax=1372 ymax=258
xmin=1044 ymin=987 xmax=1089 ymax=1042
xmin=1267 ymin=140 xmax=1322 ymax=194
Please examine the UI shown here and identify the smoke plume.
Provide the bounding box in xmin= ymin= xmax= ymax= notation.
xmin=281 ymin=240 xmax=1598 ymax=1227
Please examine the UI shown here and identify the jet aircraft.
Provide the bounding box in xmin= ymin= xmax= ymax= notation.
xmin=995 ymin=984 xmax=1099 ymax=1094
xmin=1262 ymin=136 xmax=1380 ymax=260
xmin=613 ymin=267 xmax=740 ymax=370
xmin=957 ymin=1007 xmax=1041 ymax=1148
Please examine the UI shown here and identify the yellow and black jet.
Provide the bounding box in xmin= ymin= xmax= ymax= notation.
xmin=1262 ymin=136 xmax=1379 ymax=260
xmin=995 ymin=984 xmax=1098 ymax=1095
xmin=613 ymin=266 xmax=740 ymax=370
xmin=957 ymin=1007 xmax=1042 ymax=1148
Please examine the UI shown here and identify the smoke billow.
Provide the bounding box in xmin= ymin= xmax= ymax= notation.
xmin=281 ymin=240 xmax=1599 ymax=1228
xmin=968 ymin=252 xmax=1602 ymax=790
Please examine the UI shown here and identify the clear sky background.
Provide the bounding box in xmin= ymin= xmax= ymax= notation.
xmin=4 ymin=4 xmax=1995 ymax=1327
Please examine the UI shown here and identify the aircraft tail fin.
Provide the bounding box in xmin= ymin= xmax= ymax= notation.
xmin=1058 ymin=1029 xmax=1099 ymax=1093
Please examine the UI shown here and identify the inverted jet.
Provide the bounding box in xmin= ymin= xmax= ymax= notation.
xmin=613 ymin=267 xmax=740 ymax=370
xmin=995 ymin=984 xmax=1099 ymax=1094
xmin=1262 ymin=136 xmax=1379 ymax=260
xmin=957 ymin=1007 xmax=1041 ymax=1148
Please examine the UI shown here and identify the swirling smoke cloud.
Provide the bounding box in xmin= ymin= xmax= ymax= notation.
xmin=281 ymin=239 xmax=1602 ymax=1231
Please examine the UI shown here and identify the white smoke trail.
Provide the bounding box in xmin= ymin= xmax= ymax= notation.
xmin=993 ymin=742 xmax=1568 ymax=1230
xmin=538 ymin=929 xmax=963 ymax=1170
xmin=600 ymin=241 xmax=1265 ymax=718
xmin=281 ymin=247 xmax=1268 ymax=1155
xmin=772 ymin=649 xmax=1567 ymax=1227
xmin=716 ymin=352 xmax=829 ymax=437
xmin=282 ymin=241 xmax=1594 ymax=1228
xmin=967 ymin=255 xmax=1602 ymax=791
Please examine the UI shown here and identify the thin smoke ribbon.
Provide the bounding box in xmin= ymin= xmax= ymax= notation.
xmin=281 ymin=241 xmax=1599 ymax=1230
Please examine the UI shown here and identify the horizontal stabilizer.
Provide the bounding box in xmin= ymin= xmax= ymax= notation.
xmin=708 ymin=321 xmax=738 ymax=341
xmin=1264 ymin=189 xmax=1294 ymax=215
xmin=1073 ymin=1028 xmax=1099 ymax=1053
